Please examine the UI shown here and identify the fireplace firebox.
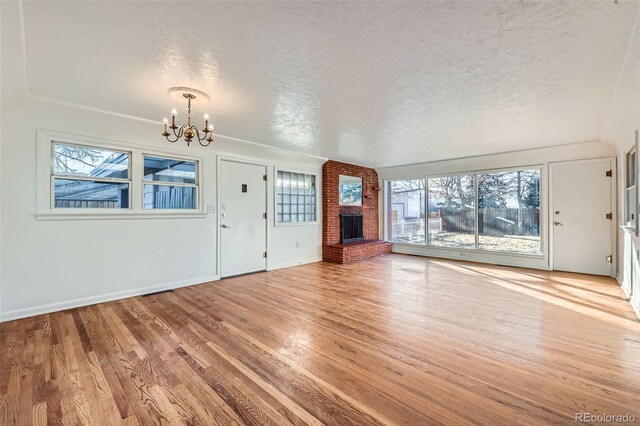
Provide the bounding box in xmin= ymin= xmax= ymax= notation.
xmin=340 ymin=214 xmax=364 ymax=244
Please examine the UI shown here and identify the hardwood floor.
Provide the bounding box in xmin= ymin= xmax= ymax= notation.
xmin=1 ymin=254 xmax=639 ymax=425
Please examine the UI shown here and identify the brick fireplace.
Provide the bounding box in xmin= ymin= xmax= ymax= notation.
xmin=322 ymin=160 xmax=391 ymax=264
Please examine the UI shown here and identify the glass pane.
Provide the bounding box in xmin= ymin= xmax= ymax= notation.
xmin=387 ymin=179 xmax=426 ymax=244
xmin=478 ymin=170 xmax=541 ymax=253
xmin=143 ymin=156 xmax=196 ymax=184
xmin=275 ymin=171 xmax=316 ymax=224
xmin=427 ymin=176 xmax=475 ymax=249
xmin=53 ymin=143 xmax=129 ymax=179
xmin=627 ymin=150 xmax=636 ymax=189
xmin=54 ymin=179 xmax=129 ymax=208
xmin=277 ymin=170 xmax=284 ymax=195
xmin=143 ymin=184 xmax=197 ymax=209
xmin=627 ymin=187 xmax=637 ymax=226
xmin=277 ymin=213 xmax=283 ymax=223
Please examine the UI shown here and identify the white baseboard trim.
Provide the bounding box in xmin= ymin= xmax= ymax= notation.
xmin=616 ymin=274 xmax=631 ymax=298
xmin=392 ymin=244 xmax=550 ymax=271
xmin=632 ymin=301 xmax=640 ymax=320
xmin=0 ymin=274 xmax=220 ymax=323
xmin=267 ymin=257 xmax=322 ymax=271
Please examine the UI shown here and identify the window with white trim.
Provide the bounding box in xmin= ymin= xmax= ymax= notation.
xmin=386 ymin=166 xmax=542 ymax=254
xmin=626 ymin=147 xmax=637 ymax=227
xmin=52 ymin=142 xmax=131 ymax=209
xmin=276 ymin=170 xmax=317 ymax=223
xmin=143 ymin=156 xmax=199 ymax=210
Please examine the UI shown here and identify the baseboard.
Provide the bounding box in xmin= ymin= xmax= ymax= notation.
xmin=616 ymin=274 xmax=631 ymax=298
xmin=632 ymin=300 xmax=640 ymax=320
xmin=0 ymin=274 xmax=220 ymax=322
xmin=267 ymin=257 xmax=322 ymax=271
xmin=392 ymin=244 xmax=550 ymax=271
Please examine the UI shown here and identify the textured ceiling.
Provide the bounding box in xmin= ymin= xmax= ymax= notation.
xmin=21 ymin=1 xmax=638 ymax=167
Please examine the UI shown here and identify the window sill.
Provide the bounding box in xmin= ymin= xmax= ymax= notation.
xmin=620 ymin=225 xmax=638 ymax=234
xmin=389 ymin=241 xmax=545 ymax=258
xmin=274 ymin=221 xmax=320 ymax=227
xmin=34 ymin=211 xmax=209 ymax=221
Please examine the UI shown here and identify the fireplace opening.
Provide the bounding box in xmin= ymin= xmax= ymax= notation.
xmin=340 ymin=214 xmax=364 ymax=244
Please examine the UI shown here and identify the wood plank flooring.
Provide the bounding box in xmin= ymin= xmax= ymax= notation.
xmin=1 ymin=254 xmax=640 ymax=425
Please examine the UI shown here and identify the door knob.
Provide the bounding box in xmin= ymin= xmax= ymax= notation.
xmin=554 ymin=221 xmax=564 ymax=226
xmin=221 ymin=224 xmax=231 ymax=229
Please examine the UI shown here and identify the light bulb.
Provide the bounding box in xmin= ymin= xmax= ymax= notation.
xmin=204 ymin=113 xmax=209 ymax=121
xmin=163 ymin=118 xmax=168 ymax=124
xmin=208 ymin=124 xmax=214 ymax=131
xmin=171 ymin=108 xmax=177 ymax=116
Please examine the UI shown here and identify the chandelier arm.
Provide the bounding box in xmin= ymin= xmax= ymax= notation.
xmin=198 ymin=138 xmax=212 ymax=147
xmin=194 ymin=126 xmax=208 ymax=143
xmin=165 ymin=133 xmax=180 ymax=143
xmin=165 ymin=126 xmax=185 ymax=143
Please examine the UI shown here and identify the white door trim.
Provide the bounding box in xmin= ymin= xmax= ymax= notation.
xmin=548 ymin=156 xmax=617 ymax=277
xmin=216 ymin=155 xmax=270 ymax=277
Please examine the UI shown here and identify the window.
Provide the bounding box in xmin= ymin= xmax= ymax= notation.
xmin=478 ymin=169 xmax=540 ymax=253
xmin=143 ymin=156 xmax=198 ymax=209
xmin=52 ymin=142 xmax=130 ymax=208
xmin=428 ymin=175 xmax=476 ymax=249
xmin=276 ymin=170 xmax=317 ymax=223
xmin=387 ymin=179 xmax=426 ymax=243
xmin=626 ymin=146 xmax=637 ymax=228
xmin=386 ymin=166 xmax=542 ymax=255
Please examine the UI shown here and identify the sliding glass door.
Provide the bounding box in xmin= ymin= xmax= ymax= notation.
xmin=387 ymin=179 xmax=426 ymax=244
xmin=386 ymin=167 xmax=542 ymax=254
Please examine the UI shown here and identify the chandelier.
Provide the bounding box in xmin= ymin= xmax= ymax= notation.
xmin=162 ymin=87 xmax=213 ymax=147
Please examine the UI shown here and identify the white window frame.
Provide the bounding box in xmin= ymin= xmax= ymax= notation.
xmin=625 ymin=147 xmax=637 ymax=227
xmin=384 ymin=164 xmax=545 ymax=258
xmin=142 ymin=154 xmax=200 ymax=212
xmin=274 ymin=167 xmax=319 ymax=227
xmin=50 ymin=141 xmax=132 ymax=210
xmin=36 ymin=130 xmax=206 ymax=220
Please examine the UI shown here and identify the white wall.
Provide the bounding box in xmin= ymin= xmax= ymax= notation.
xmin=0 ymin=1 xmax=324 ymax=321
xmin=377 ymin=141 xmax=617 ymax=270
xmin=602 ymin=4 xmax=640 ymax=318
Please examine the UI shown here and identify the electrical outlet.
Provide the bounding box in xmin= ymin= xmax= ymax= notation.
xmin=295 ymin=242 xmax=300 ymax=248
xmin=207 ymin=204 xmax=215 ymax=213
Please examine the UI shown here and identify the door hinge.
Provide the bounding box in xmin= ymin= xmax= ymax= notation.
xmin=606 ymin=212 xmax=613 ymax=220
xmin=606 ymin=255 xmax=612 ymax=263
xmin=263 ymin=251 xmax=267 ymax=258
xmin=605 ymin=170 xmax=612 ymax=177
xmin=263 ymin=212 xmax=267 ymax=219
xmin=263 ymin=174 xmax=267 ymax=181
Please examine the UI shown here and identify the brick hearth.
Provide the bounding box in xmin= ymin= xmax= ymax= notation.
xmin=322 ymin=160 xmax=391 ymax=264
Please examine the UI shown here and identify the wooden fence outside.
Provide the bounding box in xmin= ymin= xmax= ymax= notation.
xmin=438 ymin=207 xmax=539 ymax=236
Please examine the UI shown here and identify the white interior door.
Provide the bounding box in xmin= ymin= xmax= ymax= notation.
xmin=551 ymin=159 xmax=613 ymax=276
xmin=220 ymin=160 xmax=267 ymax=277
